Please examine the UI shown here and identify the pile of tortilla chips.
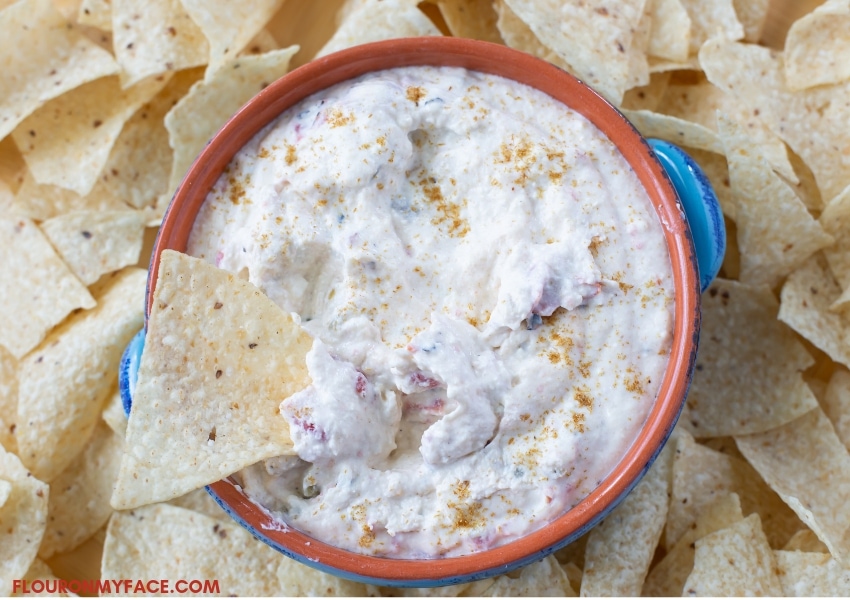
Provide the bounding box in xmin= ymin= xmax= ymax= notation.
xmin=1 ymin=0 xmax=849 ymax=595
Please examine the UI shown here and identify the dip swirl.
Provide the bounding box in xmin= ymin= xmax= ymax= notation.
xmin=187 ymin=65 xmax=674 ymax=558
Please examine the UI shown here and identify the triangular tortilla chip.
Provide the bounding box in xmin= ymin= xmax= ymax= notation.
xmin=0 ymin=446 xmax=49 ymax=597
xmin=0 ymin=0 xmax=119 ymax=140
xmin=111 ymin=250 xmax=312 ymax=510
xmin=784 ymin=0 xmax=850 ymax=91
xmin=0 ymin=217 xmax=95 ymax=359
xmin=180 ymin=0 xmax=285 ymax=78
xmin=717 ymin=112 xmax=832 ymax=286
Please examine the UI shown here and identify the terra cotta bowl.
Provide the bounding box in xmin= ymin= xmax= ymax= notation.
xmin=128 ymin=36 xmax=725 ymax=587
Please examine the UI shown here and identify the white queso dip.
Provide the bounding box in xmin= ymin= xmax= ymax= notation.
xmin=187 ymin=65 xmax=674 ymax=558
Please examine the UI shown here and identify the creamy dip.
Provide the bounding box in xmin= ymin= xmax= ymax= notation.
xmin=187 ymin=65 xmax=674 ymax=559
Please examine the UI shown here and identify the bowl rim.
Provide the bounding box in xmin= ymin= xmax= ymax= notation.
xmin=148 ymin=36 xmax=700 ymax=585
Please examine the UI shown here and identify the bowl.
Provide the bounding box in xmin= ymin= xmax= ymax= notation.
xmin=125 ymin=36 xmax=725 ymax=587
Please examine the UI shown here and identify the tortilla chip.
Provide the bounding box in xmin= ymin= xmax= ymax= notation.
xmin=501 ymin=0 xmax=647 ymax=105
xmin=621 ymin=109 xmax=723 ymax=154
xmin=112 ymin=0 xmax=208 ymax=88
xmin=0 ymin=0 xmax=119 ymax=140
xmin=783 ymin=529 xmax=830 ymax=553
xmin=700 ymin=38 xmax=850 ymax=202
xmin=11 ymin=74 xmax=169 ymax=197
xmin=680 ymin=0 xmax=744 ymax=54
xmin=775 ymin=550 xmax=850 ymax=596
xmin=667 ymin=431 xmax=804 ymax=549
xmin=317 ymin=0 xmax=441 ymax=59
xmin=241 ymin=28 xmax=280 ymax=56
xmin=0 ymin=217 xmax=95 ymax=359
xmin=683 ymin=279 xmax=818 ymax=437
xmin=101 ymin=504 xmax=286 ymax=595
xmin=0 ymin=346 xmax=17 ymax=454
xmin=820 ymin=183 xmax=850 ymax=236
xmin=180 ymin=0 xmax=285 ymax=78
xmin=0 ymin=137 xmax=26 ymax=194
xmin=277 ymin=556 xmax=370 ymax=596
xmin=643 ymin=492 xmax=744 ymax=596
xmin=736 ymin=407 xmax=850 ymax=567
xmin=11 ymin=171 xmax=127 ymax=222
xmin=167 ymin=488 xmax=225 ymax=520
xmin=111 ymin=251 xmax=312 ymax=509
xmin=824 ymin=368 xmax=850 ymax=450
xmin=16 ymin=268 xmax=146 ymax=482
xmin=718 ymin=113 xmax=832 ymax=286
xmin=581 ymin=443 xmax=672 ymax=596
xmin=98 ymin=68 xmax=203 ymax=211
xmin=436 ymin=0 xmax=503 ymax=43
xmin=164 ymin=47 xmax=298 ymax=197
xmin=647 ymin=55 xmax=701 ymax=73
xmin=656 ymin=82 xmax=797 ymax=183
xmin=683 ymin=513 xmax=782 ymax=596
xmin=784 ymin=0 xmax=850 ymax=92
xmin=101 ymin=387 xmax=128 ymax=439
xmin=40 ymin=210 xmax=146 ymax=286
xmin=39 ymin=421 xmax=122 ymax=558
xmin=621 ymin=72 xmax=672 ymax=111
xmin=481 ymin=555 xmax=575 ymax=596
xmin=77 ymin=0 xmax=112 ymax=31
xmin=0 ymin=446 xmax=49 ymax=597
xmin=553 ymin=530 xmax=590 ymax=571
xmin=12 ymin=557 xmax=72 ymax=598
xmin=732 ymin=0 xmax=769 ymax=42
xmin=494 ymin=0 xmax=571 ymax=71
xmin=645 ymin=0 xmax=690 ymax=62
xmin=779 ymin=255 xmax=850 ymax=369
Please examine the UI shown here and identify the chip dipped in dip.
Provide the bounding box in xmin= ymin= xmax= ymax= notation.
xmin=186 ymin=65 xmax=674 ymax=559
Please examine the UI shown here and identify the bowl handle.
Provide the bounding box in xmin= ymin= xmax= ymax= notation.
xmin=648 ymin=138 xmax=726 ymax=293
xmin=119 ymin=328 xmax=146 ymax=417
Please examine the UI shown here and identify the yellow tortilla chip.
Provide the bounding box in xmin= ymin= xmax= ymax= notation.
xmin=0 ymin=0 xmax=119 ymax=140
xmin=482 ymin=555 xmax=575 ymax=596
xmin=824 ymin=368 xmax=850 ymax=450
xmin=77 ymin=0 xmax=112 ymax=31
xmin=581 ymin=443 xmax=672 ymax=596
xmin=494 ymin=0 xmax=571 ymax=71
xmin=0 ymin=217 xmax=95 ymax=359
xmin=181 ymin=0 xmax=285 ymax=78
xmin=111 ymin=251 xmax=312 ymax=510
xmin=621 ymin=72 xmax=672 ymax=111
xmin=0 ymin=446 xmax=49 ymax=597
xmin=11 ymin=171 xmax=127 ymax=222
xmin=683 ymin=513 xmax=782 ymax=596
xmin=775 ymin=550 xmax=850 ymax=596
xmin=504 ymin=0 xmax=648 ymax=105
xmin=779 ymin=255 xmax=850 ymax=369
xmin=733 ymin=0 xmax=769 ymax=42
xmin=11 ymin=75 xmax=169 ymax=197
xmin=317 ymin=0 xmax=441 ymax=59
xmin=784 ymin=0 xmax=850 ymax=91
xmin=112 ymin=0 xmax=208 ymax=88
xmin=102 ymin=504 xmax=287 ymax=596
xmin=656 ymin=81 xmax=797 ymax=183
xmin=700 ymin=38 xmax=850 ymax=202
xmin=645 ymin=0 xmax=690 ymax=62
xmin=680 ymin=0 xmax=744 ymax=54
xmin=164 ymin=47 xmax=298 ymax=198
xmin=684 ymin=279 xmax=818 ymax=437
xmin=783 ymin=529 xmax=830 ymax=553
xmin=0 ymin=346 xmax=17 ymax=454
xmin=667 ymin=431 xmax=803 ymax=549
xmin=39 ymin=421 xmax=122 ymax=558
xmin=277 ymin=556 xmax=370 ymax=596
xmin=643 ymin=493 xmax=744 ymax=596
xmin=40 ymin=210 xmax=146 ymax=286
xmin=736 ymin=407 xmax=850 ymax=567
xmin=16 ymin=268 xmax=146 ymax=482
xmin=436 ymin=0 xmax=503 ymax=43
xmin=101 ymin=387 xmax=128 ymax=439
xmin=621 ymin=109 xmax=723 ymax=154
xmin=718 ymin=113 xmax=832 ymax=287
xmin=100 ymin=68 xmax=204 ymax=211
